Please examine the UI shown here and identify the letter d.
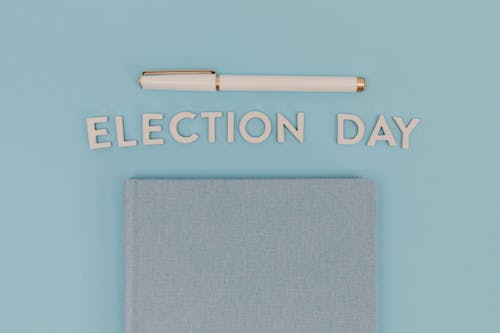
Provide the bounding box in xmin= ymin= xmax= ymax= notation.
xmin=337 ymin=114 xmax=365 ymax=145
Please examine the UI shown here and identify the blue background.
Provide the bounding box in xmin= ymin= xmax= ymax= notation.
xmin=1 ymin=0 xmax=499 ymax=332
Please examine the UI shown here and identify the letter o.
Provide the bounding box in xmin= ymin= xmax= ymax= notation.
xmin=239 ymin=111 xmax=271 ymax=144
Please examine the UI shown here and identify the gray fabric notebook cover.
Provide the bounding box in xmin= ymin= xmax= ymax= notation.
xmin=124 ymin=178 xmax=376 ymax=333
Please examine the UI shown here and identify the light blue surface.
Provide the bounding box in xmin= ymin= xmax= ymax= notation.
xmin=0 ymin=1 xmax=499 ymax=332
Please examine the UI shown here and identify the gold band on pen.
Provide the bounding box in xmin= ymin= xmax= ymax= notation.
xmin=215 ymin=74 xmax=220 ymax=91
xmin=356 ymin=77 xmax=365 ymax=92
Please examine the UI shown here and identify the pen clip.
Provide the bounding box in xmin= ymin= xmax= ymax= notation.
xmin=141 ymin=69 xmax=216 ymax=76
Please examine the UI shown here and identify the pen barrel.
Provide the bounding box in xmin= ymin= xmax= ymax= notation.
xmin=219 ymin=75 xmax=361 ymax=92
xmin=139 ymin=74 xmax=217 ymax=91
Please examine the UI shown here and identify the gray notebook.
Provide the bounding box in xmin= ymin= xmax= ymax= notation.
xmin=124 ymin=178 xmax=376 ymax=333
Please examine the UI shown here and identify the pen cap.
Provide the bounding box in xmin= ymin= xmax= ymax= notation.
xmin=139 ymin=73 xmax=217 ymax=91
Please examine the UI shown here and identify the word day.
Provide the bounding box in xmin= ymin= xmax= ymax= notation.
xmin=86 ymin=111 xmax=420 ymax=149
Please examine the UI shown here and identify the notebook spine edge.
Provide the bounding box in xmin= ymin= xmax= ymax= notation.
xmin=124 ymin=180 xmax=137 ymax=333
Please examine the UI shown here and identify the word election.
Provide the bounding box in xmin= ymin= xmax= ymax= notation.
xmin=86 ymin=111 xmax=420 ymax=150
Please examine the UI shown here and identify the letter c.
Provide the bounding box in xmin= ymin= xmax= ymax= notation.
xmin=169 ymin=112 xmax=199 ymax=144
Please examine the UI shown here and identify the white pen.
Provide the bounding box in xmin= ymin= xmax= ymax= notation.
xmin=138 ymin=70 xmax=365 ymax=92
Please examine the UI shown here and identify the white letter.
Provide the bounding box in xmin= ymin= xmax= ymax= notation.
xmin=227 ymin=112 xmax=235 ymax=143
xmin=239 ymin=111 xmax=271 ymax=144
xmin=142 ymin=113 xmax=164 ymax=145
xmin=337 ymin=114 xmax=365 ymax=145
xmin=200 ymin=112 xmax=222 ymax=143
xmin=169 ymin=112 xmax=199 ymax=144
xmin=277 ymin=112 xmax=304 ymax=143
xmin=87 ymin=116 xmax=112 ymax=149
xmin=393 ymin=117 xmax=420 ymax=149
xmin=115 ymin=116 xmax=137 ymax=148
xmin=367 ymin=114 xmax=396 ymax=146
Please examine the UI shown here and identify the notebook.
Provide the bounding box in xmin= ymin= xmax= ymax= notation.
xmin=124 ymin=178 xmax=376 ymax=333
